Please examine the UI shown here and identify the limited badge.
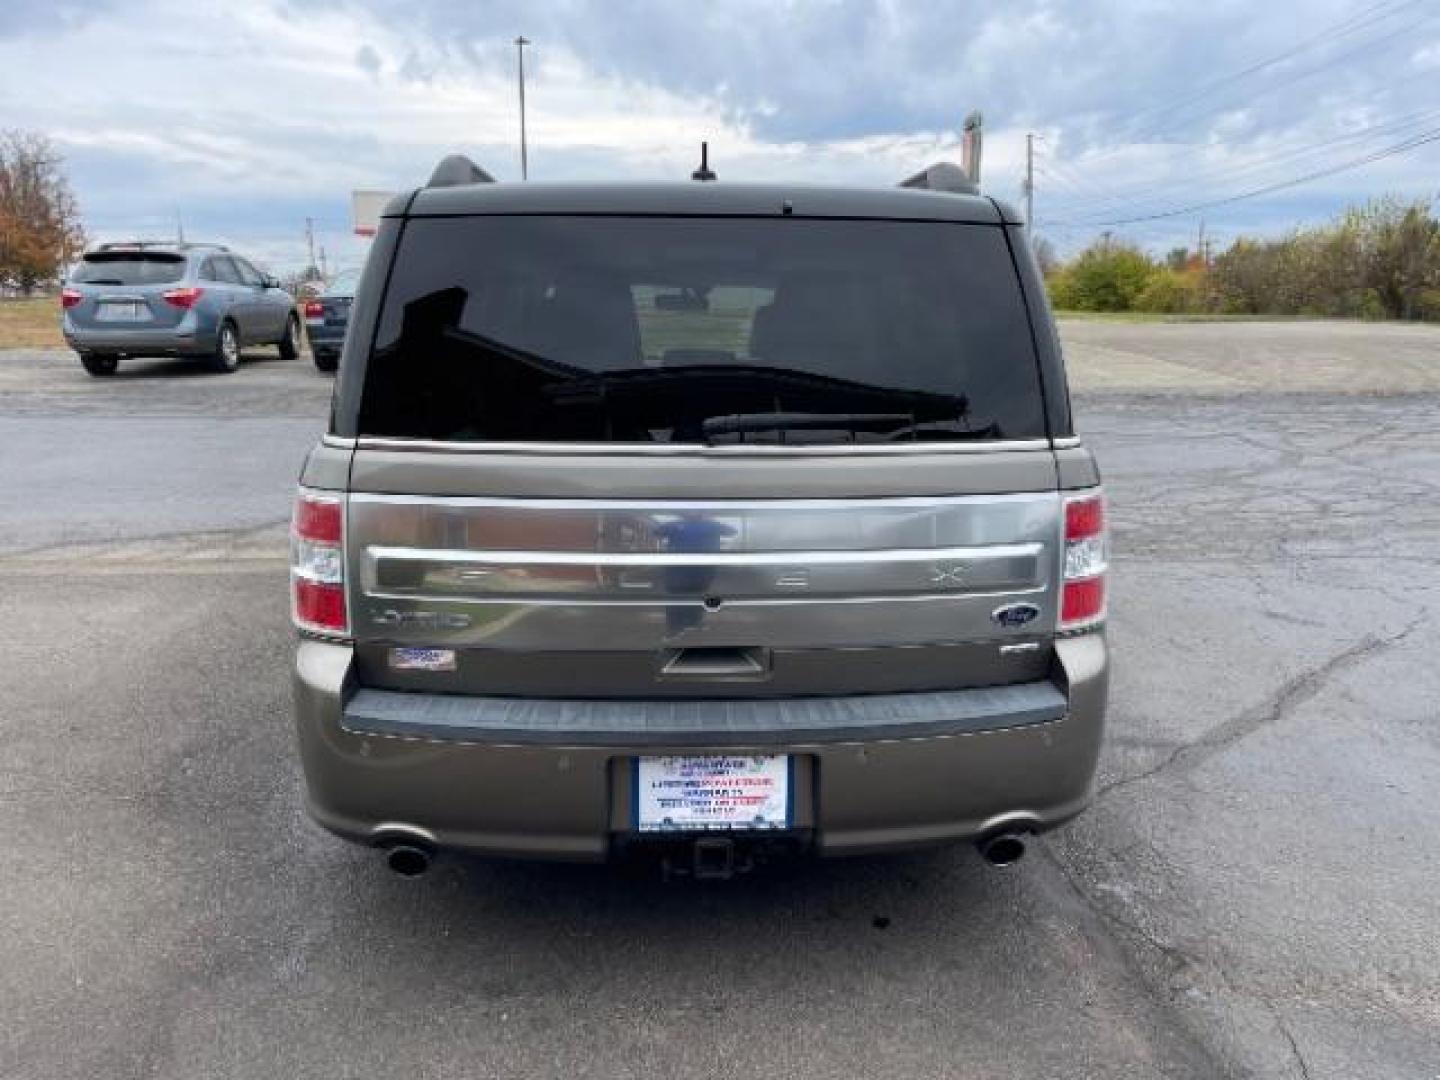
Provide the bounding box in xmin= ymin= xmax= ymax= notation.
xmin=992 ymin=603 xmax=1041 ymax=629
xmin=389 ymin=647 xmax=457 ymax=672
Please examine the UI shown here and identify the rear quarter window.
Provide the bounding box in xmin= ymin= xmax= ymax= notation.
xmin=355 ymin=215 xmax=1048 ymax=445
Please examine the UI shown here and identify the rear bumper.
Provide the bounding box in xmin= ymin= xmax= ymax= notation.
xmin=64 ymin=325 xmax=215 ymax=355
xmin=292 ymin=634 xmax=1108 ymax=859
xmin=305 ymin=324 xmax=346 ymax=350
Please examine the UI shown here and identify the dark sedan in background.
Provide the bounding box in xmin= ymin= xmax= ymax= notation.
xmin=303 ymin=267 xmax=360 ymax=372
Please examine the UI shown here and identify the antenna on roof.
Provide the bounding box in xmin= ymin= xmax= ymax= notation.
xmin=691 ymin=142 xmax=716 ymax=182
xmin=427 ymin=154 xmax=496 ymax=188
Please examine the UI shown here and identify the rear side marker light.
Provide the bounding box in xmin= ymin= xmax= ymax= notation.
xmin=1060 ymin=490 xmax=1107 ymax=632
xmin=291 ymin=488 xmax=348 ymax=636
xmin=162 ymin=286 xmax=205 ymax=309
xmin=61 ymin=288 xmax=82 ymax=309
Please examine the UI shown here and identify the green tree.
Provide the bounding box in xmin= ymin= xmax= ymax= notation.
xmin=1348 ymin=197 xmax=1440 ymax=319
xmin=1056 ymin=240 xmax=1156 ymax=311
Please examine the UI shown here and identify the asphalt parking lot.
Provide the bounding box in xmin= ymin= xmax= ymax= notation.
xmin=2 ymin=323 xmax=1438 ymax=1080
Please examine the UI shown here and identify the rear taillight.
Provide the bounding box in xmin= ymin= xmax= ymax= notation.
xmin=61 ymin=288 xmax=82 ymax=309
xmin=291 ymin=488 xmax=348 ymax=636
xmin=303 ymin=299 xmax=324 ymax=319
xmin=1060 ymin=490 xmax=1107 ymax=632
xmin=161 ymin=286 xmax=205 ymax=309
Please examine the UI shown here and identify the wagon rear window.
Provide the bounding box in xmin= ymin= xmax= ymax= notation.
xmin=359 ymin=216 xmax=1045 ymax=444
xmin=72 ymin=253 xmax=186 ymax=286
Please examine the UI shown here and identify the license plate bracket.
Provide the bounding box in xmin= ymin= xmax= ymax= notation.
xmin=634 ymin=754 xmax=793 ymax=833
xmin=96 ymin=300 xmax=148 ymax=323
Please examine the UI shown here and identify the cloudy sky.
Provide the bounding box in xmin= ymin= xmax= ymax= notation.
xmin=2 ymin=0 xmax=1438 ymax=271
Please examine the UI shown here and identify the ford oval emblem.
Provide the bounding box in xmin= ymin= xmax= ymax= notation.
xmin=992 ymin=603 xmax=1041 ymax=628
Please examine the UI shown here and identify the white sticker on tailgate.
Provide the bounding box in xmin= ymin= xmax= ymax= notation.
xmin=635 ymin=755 xmax=791 ymax=832
xmin=389 ymin=647 xmax=456 ymax=672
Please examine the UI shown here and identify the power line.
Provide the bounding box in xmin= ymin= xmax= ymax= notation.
xmin=1034 ymin=164 xmax=1089 ymax=200
xmin=1052 ymin=124 xmax=1440 ymax=227
xmin=1034 ymin=142 xmax=1116 ymax=203
xmin=1045 ymin=99 xmax=1440 ymax=220
xmin=1058 ymin=0 xmax=1432 ymax=173
xmin=1146 ymin=13 xmax=1430 ymax=143
xmin=1117 ymin=0 xmax=1425 ymax=141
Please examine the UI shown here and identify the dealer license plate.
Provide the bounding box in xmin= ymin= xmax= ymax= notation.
xmin=635 ymin=755 xmax=792 ymax=832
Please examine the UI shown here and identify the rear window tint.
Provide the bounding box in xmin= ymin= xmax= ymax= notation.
xmin=359 ymin=216 xmax=1045 ymax=445
xmin=232 ymin=258 xmax=263 ymax=286
xmin=210 ymin=257 xmax=242 ymax=284
xmin=326 ymin=268 xmax=363 ymax=295
xmin=72 ymin=253 xmax=186 ymax=286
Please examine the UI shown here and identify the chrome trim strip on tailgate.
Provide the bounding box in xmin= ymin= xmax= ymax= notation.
xmin=364 ymin=543 xmax=1045 ymax=602
xmin=342 ymin=681 xmax=1068 ymax=746
xmin=349 ymin=491 xmax=1054 ymax=511
xmin=352 ymin=437 xmax=1055 ymax=457
xmin=346 ymin=490 xmax=1063 ymax=649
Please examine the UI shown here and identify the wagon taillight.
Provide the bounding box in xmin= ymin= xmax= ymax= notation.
xmin=291 ymin=488 xmax=348 ymax=636
xmin=1059 ymin=490 xmax=1107 ymax=632
xmin=161 ymin=286 xmax=205 ymax=309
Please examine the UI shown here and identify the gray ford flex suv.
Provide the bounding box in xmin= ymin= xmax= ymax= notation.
xmin=291 ymin=156 xmax=1109 ymax=877
xmin=62 ymin=242 xmax=301 ymax=375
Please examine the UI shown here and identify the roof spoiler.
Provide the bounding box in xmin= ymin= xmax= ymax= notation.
xmin=428 ymin=154 xmax=496 ymax=188
xmin=899 ymin=162 xmax=978 ymax=196
xmin=93 ymin=241 xmax=228 ymax=252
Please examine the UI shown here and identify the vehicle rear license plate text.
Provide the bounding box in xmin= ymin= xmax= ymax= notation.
xmin=97 ymin=301 xmax=147 ymax=322
xmin=635 ymin=755 xmax=791 ymax=832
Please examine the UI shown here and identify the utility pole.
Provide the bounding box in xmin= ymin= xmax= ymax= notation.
xmin=515 ymin=36 xmax=530 ymax=181
xmin=1197 ymin=218 xmax=1206 ymax=267
xmin=175 ymin=207 xmax=185 ymax=245
xmin=304 ymin=216 xmax=317 ymax=279
xmin=1024 ymin=132 xmax=1034 ymax=230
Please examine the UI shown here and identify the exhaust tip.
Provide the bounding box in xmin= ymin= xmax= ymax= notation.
xmin=385 ymin=844 xmax=433 ymax=877
xmin=978 ymin=833 xmax=1027 ymax=868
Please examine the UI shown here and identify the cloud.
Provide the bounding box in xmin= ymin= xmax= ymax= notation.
xmin=355 ymin=43 xmax=383 ymax=78
xmin=0 ymin=0 xmax=1437 ymax=268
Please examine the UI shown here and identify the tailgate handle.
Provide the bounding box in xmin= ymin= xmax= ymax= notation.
xmin=660 ymin=647 xmax=769 ymax=679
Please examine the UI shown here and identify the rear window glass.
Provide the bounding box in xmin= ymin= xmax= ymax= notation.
xmin=326 ymin=268 xmax=362 ymax=294
xmin=72 ymin=253 xmax=186 ymax=286
xmin=359 ymin=216 xmax=1044 ymax=444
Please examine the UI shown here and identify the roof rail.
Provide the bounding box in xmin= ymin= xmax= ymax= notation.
xmin=428 ymin=154 xmax=496 ymax=188
xmin=899 ymin=162 xmax=978 ymax=196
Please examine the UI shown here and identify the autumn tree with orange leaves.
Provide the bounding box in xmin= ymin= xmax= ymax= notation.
xmin=0 ymin=131 xmax=85 ymax=295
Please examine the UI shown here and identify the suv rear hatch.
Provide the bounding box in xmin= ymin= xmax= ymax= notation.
xmin=64 ymin=251 xmax=193 ymax=331
xmin=333 ymin=209 xmax=1070 ymax=699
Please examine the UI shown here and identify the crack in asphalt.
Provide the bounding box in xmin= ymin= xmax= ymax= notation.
xmin=1048 ymin=833 xmax=1339 ymax=1080
xmin=1278 ymin=1017 xmax=1315 ymax=1080
xmin=1036 ymin=842 xmax=1243 ymax=1079
xmin=1097 ymin=618 xmax=1424 ymax=802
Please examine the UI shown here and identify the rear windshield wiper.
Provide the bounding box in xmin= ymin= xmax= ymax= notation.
xmin=882 ymin=417 xmax=1003 ymax=441
xmin=702 ymin=411 xmax=1002 ymax=444
xmin=702 ymin=412 xmax=915 ymax=443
